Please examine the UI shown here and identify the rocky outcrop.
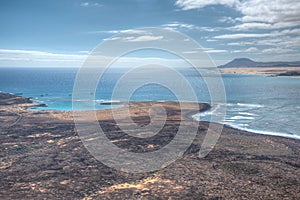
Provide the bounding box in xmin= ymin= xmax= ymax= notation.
xmin=0 ymin=93 xmax=32 ymax=105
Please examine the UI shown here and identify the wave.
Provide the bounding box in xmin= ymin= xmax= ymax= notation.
xmin=222 ymin=119 xmax=235 ymax=122
xmin=193 ymin=111 xmax=300 ymax=140
xmin=238 ymin=112 xmax=258 ymax=116
xmin=211 ymin=102 xmax=264 ymax=110
xmin=225 ymin=123 xmax=300 ymax=140
xmin=192 ymin=102 xmax=300 ymax=140
xmin=236 ymin=103 xmax=264 ymax=108
xmin=195 ymin=104 xmax=222 ymax=118
xmin=230 ymin=116 xmax=255 ymax=120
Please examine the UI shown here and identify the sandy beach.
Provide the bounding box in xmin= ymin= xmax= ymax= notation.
xmin=217 ymin=66 xmax=300 ymax=76
xmin=0 ymin=93 xmax=299 ymax=199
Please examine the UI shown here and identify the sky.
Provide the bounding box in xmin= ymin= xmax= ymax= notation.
xmin=0 ymin=0 xmax=300 ymax=67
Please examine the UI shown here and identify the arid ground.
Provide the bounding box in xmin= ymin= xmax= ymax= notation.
xmin=0 ymin=93 xmax=299 ymax=199
xmin=217 ymin=66 xmax=300 ymax=76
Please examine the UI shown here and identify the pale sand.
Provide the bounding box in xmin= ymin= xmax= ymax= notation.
xmin=216 ymin=66 xmax=300 ymax=76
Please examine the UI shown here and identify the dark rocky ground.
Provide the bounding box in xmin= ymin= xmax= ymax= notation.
xmin=276 ymin=71 xmax=300 ymax=76
xmin=0 ymin=93 xmax=299 ymax=199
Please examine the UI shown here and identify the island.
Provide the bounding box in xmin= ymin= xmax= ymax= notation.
xmin=217 ymin=58 xmax=300 ymax=76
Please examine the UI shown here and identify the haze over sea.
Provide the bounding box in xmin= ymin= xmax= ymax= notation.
xmin=0 ymin=67 xmax=299 ymax=140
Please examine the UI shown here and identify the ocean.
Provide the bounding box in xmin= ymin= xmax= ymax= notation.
xmin=0 ymin=67 xmax=299 ymax=139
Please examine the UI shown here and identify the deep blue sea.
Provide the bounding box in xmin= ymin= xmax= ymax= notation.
xmin=0 ymin=67 xmax=299 ymax=139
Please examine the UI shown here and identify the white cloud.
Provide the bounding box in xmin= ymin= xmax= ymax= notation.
xmin=182 ymin=51 xmax=199 ymax=54
xmin=91 ymin=28 xmax=164 ymax=42
xmin=89 ymin=28 xmax=166 ymax=43
xmin=162 ymin=22 xmax=196 ymax=29
xmin=0 ymin=49 xmax=86 ymax=60
xmin=262 ymin=47 xmax=296 ymax=54
xmin=127 ymin=35 xmax=164 ymax=42
xmin=233 ymin=0 xmax=300 ymax=30
xmin=245 ymin=47 xmax=259 ymax=53
xmin=175 ymin=0 xmax=300 ymax=30
xmin=175 ymin=0 xmax=239 ymax=10
xmin=214 ymin=28 xmax=300 ymax=39
xmin=80 ymin=2 xmax=89 ymax=7
xmin=78 ymin=50 xmax=90 ymax=54
xmin=205 ymin=49 xmax=228 ymax=53
xmin=194 ymin=47 xmax=228 ymax=53
xmin=0 ymin=49 xmax=87 ymax=67
xmin=255 ymin=36 xmax=300 ymax=48
xmin=107 ymin=35 xmax=164 ymax=42
xmin=174 ymin=0 xmax=300 ymax=60
xmin=233 ymin=47 xmax=259 ymax=53
xmin=80 ymin=2 xmax=102 ymax=7
xmin=119 ymin=29 xmax=148 ymax=34
xmin=0 ymin=49 xmax=190 ymax=68
xmin=219 ymin=16 xmax=237 ymax=24
xmin=231 ymin=21 xmax=300 ymax=31
xmin=236 ymin=0 xmax=300 ymax=24
xmin=227 ymin=42 xmax=253 ymax=46
xmin=214 ymin=33 xmax=273 ymax=39
xmin=162 ymin=22 xmax=219 ymax=32
xmin=88 ymin=29 xmax=150 ymax=35
xmin=228 ymin=35 xmax=300 ymax=55
xmin=280 ymin=28 xmax=300 ymax=35
xmin=92 ymin=24 xmax=220 ymax=38
xmin=206 ymin=39 xmax=218 ymax=42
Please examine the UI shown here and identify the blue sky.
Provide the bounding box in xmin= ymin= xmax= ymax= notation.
xmin=0 ymin=0 xmax=300 ymax=67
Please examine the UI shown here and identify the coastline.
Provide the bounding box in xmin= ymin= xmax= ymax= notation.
xmin=191 ymin=113 xmax=300 ymax=141
xmin=1 ymin=92 xmax=300 ymax=199
xmin=216 ymin=66 xmax=300 ymax=76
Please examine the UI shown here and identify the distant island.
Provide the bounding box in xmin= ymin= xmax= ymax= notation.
xmin=217 ymin=58 xmax=300 ymax=76
xmin=218 ymin=58 xmax=300 ymax=68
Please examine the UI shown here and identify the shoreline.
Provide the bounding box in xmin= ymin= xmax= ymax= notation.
xmin=223 ymin=123 xmax=300 ymax=141
xmin=7 ymin=91 xmax=300 ymax=141
xmin=216 ymin=66 xmax=300 ymax=76
xmin=3 ymin=90 xmax=300 ymax=143
xmin=1 ymin=92 xmax=300 ymax=199
xmin=191 ymin=113 xmax=300 ymax=141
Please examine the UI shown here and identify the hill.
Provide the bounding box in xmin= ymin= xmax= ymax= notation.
xmin=218 ymin=58 xmax=300 ymax=68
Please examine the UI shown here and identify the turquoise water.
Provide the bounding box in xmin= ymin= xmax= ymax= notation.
xmin=0 ymin=67 xmax=299 ymax=139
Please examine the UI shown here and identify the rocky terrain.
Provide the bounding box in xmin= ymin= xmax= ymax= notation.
xmin=0 ymin=93 xmax=299 ymax=199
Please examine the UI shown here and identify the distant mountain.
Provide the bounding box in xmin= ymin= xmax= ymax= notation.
xmin=218 ymin=58 xmax=300 ymax=68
